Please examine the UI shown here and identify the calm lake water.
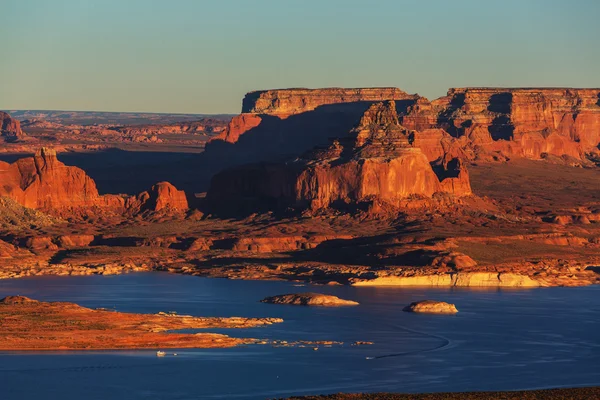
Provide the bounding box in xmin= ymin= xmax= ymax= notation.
xmin=1 ymin=273 xmax=599 ymax=399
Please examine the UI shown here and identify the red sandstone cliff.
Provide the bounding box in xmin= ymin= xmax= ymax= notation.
xmin=208 ymin=101 xmax=472 ymax=214
xmin=0 ymin=111 xmax=25 ymax=142
xmin=0 ymin=148 xmax=188 ymax=216
xmin=401 ymin=87 xmax=600 ymax=161
xmin=215 ymin=88 xmax=418 ymax=144
xmin=241 ymin=87 xmax=418 ymax=115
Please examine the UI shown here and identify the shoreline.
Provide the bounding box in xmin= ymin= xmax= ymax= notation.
xmin=1 ymin=264 xmax=598 ymax=288
xmin=285 ymin=387 xmax=600 ymax=399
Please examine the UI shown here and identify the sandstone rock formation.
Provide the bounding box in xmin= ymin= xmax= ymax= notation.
xmin=403 ymin=300 xmax=458 ymax=314
xmin=129 ymin=181 xmax=189 ymax=213
xmin=0 ymin=148 xmax=188 ymax=216
xmin=0 ymin=111 xmax=25 ymax=142
xmin=401 ymin=87 xmax=600 ymax=161
xmin=261 ymin=293 xmax=359 ymax=307
xmin=351 ymin=272 xmax=540 ymax=288
xmin=208 ymin=88 xmax=420 ymax=171
xmin=208 ymin=101 xmax=472 ymax=214
xmin=242 ymin=87 xmax=418 ymax=116
xmin=0 ymin=147 xmax=105 ymax=210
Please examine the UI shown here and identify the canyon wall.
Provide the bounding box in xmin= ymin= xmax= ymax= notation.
xmin=215 ymin=87 xmax=418 ymax=145
xmin=208 ymin=101 xmax=472 ymax=214
xmin=401 ymin=87 xmax=600 ymax=161
xmin=241 ymin=87 xmax=418 ymax=115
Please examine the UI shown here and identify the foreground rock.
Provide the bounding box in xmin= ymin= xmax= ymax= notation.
xmin=403 ymin=300 xmax=458 ymax=314
xmin=0 ymin=296 xmax=282 ymax=350
xmin=261 ymin=293 xmax=359 ymax=307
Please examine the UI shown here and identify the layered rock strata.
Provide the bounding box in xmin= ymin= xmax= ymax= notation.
xmin=207 ymin=101 xmax=472 ymax=213
xmin=401 ymin=87 xmax=600 ymax=160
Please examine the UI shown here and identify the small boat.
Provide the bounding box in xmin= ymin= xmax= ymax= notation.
xmin=156 ymin=351 xmax=166 ymax=357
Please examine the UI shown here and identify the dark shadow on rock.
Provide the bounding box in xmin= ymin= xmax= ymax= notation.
xmin=58 ymin=149 xmax=198 ymax=195
xmin=194 ymin=101 xmax=387 ymax=191
xmin=435 ymin=93 xmax=466 ymax=137
xmin=394 ymin=99 xmax=419 ymax=115
xmin=585 ymin=266 xmax=600 ymax=274
xmin=431 ymin=158 xmax=461 ymax=180
xmin=488 ymin=115 xmax=514 ymax=141
xmin=488 ymin=92 xmax=512 ymax=113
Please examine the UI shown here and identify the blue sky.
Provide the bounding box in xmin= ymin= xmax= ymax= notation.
xmin=1 ymin=0 xmax=599 ymax=114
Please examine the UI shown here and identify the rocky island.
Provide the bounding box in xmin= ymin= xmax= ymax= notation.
xmin=403 ymin=300 xmax=459 ymax=314
xmin=261 ymin=293 xmax=359 ymax=307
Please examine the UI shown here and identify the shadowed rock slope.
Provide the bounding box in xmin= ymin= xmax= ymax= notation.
xmin=207 ymin=101 xmax=472 ymax=215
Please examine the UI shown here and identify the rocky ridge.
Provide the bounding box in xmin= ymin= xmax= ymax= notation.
xmin=0 ymin=148 xmax=188 ymax=216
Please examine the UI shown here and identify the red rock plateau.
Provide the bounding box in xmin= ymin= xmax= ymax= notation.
xmin=1 ymin=87 xmax=600 ymax=289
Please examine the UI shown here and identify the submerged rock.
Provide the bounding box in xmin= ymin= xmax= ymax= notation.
xmin=261 ymin=293 xmax=359 ymax=307
xmin=403 ymin=300 xmax=458 ymax=314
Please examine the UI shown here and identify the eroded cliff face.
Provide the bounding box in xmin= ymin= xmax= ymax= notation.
xmin=208 ymin=101 xmax=472 ymax=214
xmin=241 ymin=87 xmax=418 ymax=115
xmin=401 ymin=88 xmax=600 ymax=161
xmin=214 ymin=88 xmax=418 ymax=146
xmin=0 ymin=148 xmax=188 ymax=215
xmin=0 ymin=148 xmax=103 ymax=210
xmin=0 ymin=111 xmax=25 ymax=142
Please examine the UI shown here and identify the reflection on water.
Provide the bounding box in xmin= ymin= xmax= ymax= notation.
xmin=1 ymin=273 xmax=599 ymax=400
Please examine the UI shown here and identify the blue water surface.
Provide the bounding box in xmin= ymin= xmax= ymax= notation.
xmin=0 ymin=272 xmax=599 ymax=399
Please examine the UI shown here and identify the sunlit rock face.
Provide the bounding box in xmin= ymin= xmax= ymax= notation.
xmin=0 ymin=148 xmax=188 ymax=215
xmin=401 ymin=87 xmax=600 ymax=160
xmin=241 ymin=87 xmax=418 ymax=115
xmin=207 ymin=101 xmax=472 ymax=214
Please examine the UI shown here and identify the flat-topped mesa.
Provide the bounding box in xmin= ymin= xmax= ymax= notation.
xmin=0 ymin=111 xmax=25 ymax=142
xmin=207 ymin=101 xmax=473 ymax=215
xmin=401 ymin=87 xmax=600 ymax=161
xmin=0 ymin=148 xmax=189 ymax=216
xmin=242 ymin=87 xmax=418 ymax=115
xmin=217 ymin=87 xmax=420 ymax=151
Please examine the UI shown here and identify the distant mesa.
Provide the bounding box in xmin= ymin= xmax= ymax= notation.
xmin=261 ymin=293 xmax=359 ymax=307
xmin=403 ymin=300 xmax=458 ymax=314
xmin=241 ymin=87 xmax=418 ymax=115
xmin=0 ymin=111 xmax=26 ymax=142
